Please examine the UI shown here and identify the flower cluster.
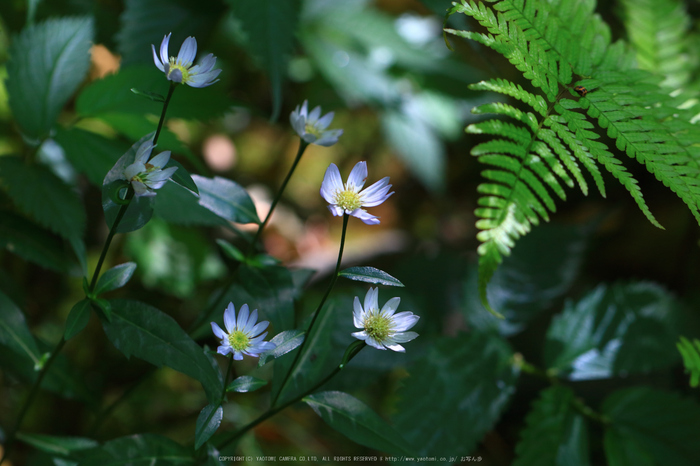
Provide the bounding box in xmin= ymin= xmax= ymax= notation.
xmin=351 ymin=288 xmax=419 ymax=352
xmin=321 ymin=161 xmax=393 ymax=225
xmin=152 ymin=33 xmax=221 ymax=88
xmin=211 ymin=303 xmax=276 ymax=360
xmin=290 ymin=100 xmax=343 ymax=147
xmin=123 ymin=140 xmax=177 ymax=197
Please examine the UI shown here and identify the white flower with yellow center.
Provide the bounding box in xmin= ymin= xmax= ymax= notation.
xmin=320 ymin=161 xmax=393 ymax=225
xmin=122 ymin=140 xmax=177 ymax=197
xmin=352 ymin=288 xmax=419 ymax=352
xmin=290 ymin=100 xmax=343 ymax=146
xmin=211 ymin=302 xmax=276 ymax=360
xmin=152 ymin=33 xmax=221 ymax=88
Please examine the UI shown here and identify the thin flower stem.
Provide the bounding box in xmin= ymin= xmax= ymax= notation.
xmin=249 ymin=140 xmax=309 ymax=254
xmin=271 ymin=214 xmax=349 ymax=407
xmin=153 ymin=82 xmax=176 ymax=145
xmin=214 ymin=342 xmax=364 ymax=452
xmin=221 ymin=356 xmax=234 ymax=400
xmin=88 ymin=187 xmax=135 ymax=293
xmin=0 ymin=337 xmax=66 ymax=464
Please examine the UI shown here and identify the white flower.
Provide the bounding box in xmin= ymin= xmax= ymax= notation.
xmin=152 ymin=33 xmax=221 ymax=88
xmin=290 ymin=100 xmax=343 ymax=146
xmin=122 ymin=140 xmax=177 ymax=197
xmin=320 ymin=161 xmax=393 ymax=225
xmin=352 ymin=288 xmax=419 ymax=352
xmin=211 ymin=302 xmax=276 ymax=360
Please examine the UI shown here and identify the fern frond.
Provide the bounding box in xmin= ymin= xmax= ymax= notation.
xmin=448 ymin=0 xmax=700 ymax=316
xmin=677 ymin=336 xmax=700 ymax=388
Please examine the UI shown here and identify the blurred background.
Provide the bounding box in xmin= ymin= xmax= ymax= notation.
xmin=1 ymin=0 xmax=700 ymax=464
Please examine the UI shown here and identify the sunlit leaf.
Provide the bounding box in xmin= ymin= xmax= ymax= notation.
xmin=95 ymin=262 xmax=137 ymax=295
xmin=193 ymin=175 xmax=260 ymax=225
xmin=227 ymin=375 xmax=267 ymax=393
xmin=339 ymin=266 xmax=404 ymax=287
xmin=258 ymin=330 xmax=304 ymax=367
xmin=195 ymin=403 xmax=223 ymax=449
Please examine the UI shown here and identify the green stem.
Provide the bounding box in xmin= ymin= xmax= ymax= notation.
xmin=249 ymin=140 xmax=308 ymax=254
xmin=215 ymin=342 xmax=364 ymax=451
xmin=271 ymin=214 xmax=349 ymax=406
xmin=88 ymin=187 xmax=135 ymax=293
xmin=220 ymin=356 xmax=234 ymax=400
xmin=153 ymin=82 xmax=176 ymax=145
xmin=0 ymin=338 xmax=66 ymax=464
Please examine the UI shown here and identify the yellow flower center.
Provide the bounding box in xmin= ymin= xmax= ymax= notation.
xmin=334 ymin=190 xmax=362 ymax=211
xmin=305 ymin=122 xmax=321 ymax=138
xmin=363 ymin=311 xmax=392 ymax=342
xmin=228 ymin=331 xmax=250 ymax=352
xmin=167 ymin=59 xmax=191 ymax=83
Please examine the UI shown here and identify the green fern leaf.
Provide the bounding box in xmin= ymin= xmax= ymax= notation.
xmin=677 ymin=337 xmax=700 ymax=388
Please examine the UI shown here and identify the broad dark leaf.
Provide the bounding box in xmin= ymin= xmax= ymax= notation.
xmin=544 ymin=282 xmax=682 ymax=380
xmin=339 ymin=266 xmax=404 ymax=287
xmin=95 ymin=262 xmax=137 ymax=295
xmin=227 ymin=375 xmax=267 ymax=393
xmin=54 ymin=127 xmax=128 ymax=186
xmin=195 ymin=403 xmax=223 ymax=449
xmin=15 ymin=433 xmax=97 ymax=457
xmin=192 ymin=175 xmax=260 ymax=225
xmin=77 ymin=433 xmax=193 ymax=465
xmin=154 ymin=182 xmax=227 ymax=227
xmin=101 ymin=299 xmax=223 ymax=402
xmin=64 ymin=299 xmax=91 ymax=341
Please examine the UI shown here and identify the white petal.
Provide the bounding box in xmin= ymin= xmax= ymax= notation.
xmin=365 ymin=336 xmax=387 ymax=350
xmin=327 ymin=205 xmax=344 ymax=217
xmin=188 ymin=69 xmax=221 ymax=88
xmin=168 ymin=68 xmax=184 ymax=83
xmin=211 ymin=322 xmax=226 ymax=340
xmin=392 ymin=312 xmax=419 ymax=332
xmin=381 ymin=297 xmax=401 ymax=316
xmin=346 ymin=161 xmax=368 ymax=191
xmin=353 ymin=296 xmax=364 ymax=328
xmin=308 ymin=105 xmax=322 ymax=122
xmin=315 ymin=111 xmax=334 ymax=130
xmin=177 ymin=36 xmax=197 ymax=65
xmin=351 ymin=209 xmax=380 ymax=225
xmin=237 ymin=303 xmax=250 ymax=329
xmin=223 ymin=303 xmax=236 ymax=332
xmin=147 ymin=166 xmax=177 ymax=182
xmin=152 ymin=44 xmax=164 ymax=71
xmin=390 ymin=331 xmax=418 ymax=343
xmin=233 ymin=351 xmax=244 ymax=360
xmin=148 ymin=151 xmax=171 ymax=168
xmin=359 ymin=178 xmax=393 ymax=207
xmin=351 ymin=330 xmax=368 ymax=340
xmin=131 ymin=181 xmax=150 ymax=196
xmin=195 ymin=53 xmax=216 ymax=73
xmin=300 ymin=100 xmax=309 ymax=118
xmin=243 ymin=309 xmax=259 ymax=334
xmin=384 ymin=343 xmax=406 ymax=352
xmin=160 ymin=33 xmax=171 ymax=66
xmin=364 ymin=287 xmax=379 ymax=313
xmin=135 ymin=141 xmax=154 ymax=164
xmin=250 ymin=320 xmax=270 ymax=337
xmin=320 ymin=164 xmax=343 ymax=203
xmin=124 ymin=162 xmax=146 ymax=180
xmin=217 ymin=345 xmax=232 ymax=356
xmin=314 ymin=129 xmax=343 ymax=147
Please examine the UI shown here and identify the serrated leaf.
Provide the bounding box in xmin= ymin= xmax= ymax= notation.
xmin=154 ymin=182 xmax=227 ymax=227
xmin=258 ymin=330 xmax=304 ymax=367
xmin=0 ymin=290 xmax=42 ymax=367
xmin=0 ymin=211 xmax=75 ymax=272
xmin=54 ymin=128 xmax=128 ymax=186
xmin=544 ymin=282 xmax=682 ymax=380
xmin=95 ymin=262 xmax=137 ymax=295
xmin=77 ymin=433 xmax=193 ymax=465
xmin=228 ymin=0 xmax=300 ymax=120
xmin=0 ymin=157 xmax=85 ymax=240
xmin=102 ymin=135 xmax=156 ymax=233
xmin=195 ymin=403 xmax=223 ymax=449
xmin=513 ymin=386 xmax=590 ymax=466
xmin=226 ymin=375 xmax=267 ymax=393
xmin=192 ymin=175 xmax=260 ymax=225
xmin=677 ymin=337 xmax=700 ymax=387
xmin=602 ymin=387 xmax=700 ymax=466
xmin=304 ymin=391 xmax=413 ymax=455
xmin=394 ymin=332 xmax=519 ymax=457
xmin=15 ymin=433 xmax=98 ymax=457
xmin=6 ymin=17 xmax=94 ymax=140
xmin=339 ymin=266 xmax=404 ymax=287
xmin=64 ymin=299 xmax=91 ymax=341
xmin=101 ymin=299 xmax=223 ymax=402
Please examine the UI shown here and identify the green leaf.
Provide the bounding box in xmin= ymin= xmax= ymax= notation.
xmin=165 ymin=159 xmax=198 ymax=195
xmin=54 ymin=127 xmax=128 ymax=186
xmin=77 ymin=433 xmax=193 ymax=465
xmin=258 ymin=330 xmax=304 ymax=367
xmin=94 ymin=262 xmax=137 ymax=295
xmin=195 ymin=403 xmax=223 ymax=450
xmin=64 ymin=299 xmax=91 ymax=341
xmin=15 ymin=433 xmax=97 ymax=457
xmin=394 ymin=332 xmax=519 ymax=457
xmin=77 ymin=65 xmax=234 ymax=121
xmin=131 ymin=88 xmax=164 ymax=102
xmin=6 ymin=17 xmax=94 ymax=140
xmin=677 ymin=336 xmax=700 ymax=387
xmin=102 ymin=135 xmax=156 ymax=233
xmin=304 ymin=391 xmax=413 ymax=455
xmin=193 ymin=175 xmax=260 ymax=224
xmin=226 ymin=375 xmax=267 ymax=393
xmin=216 ymin=239 xmax=245 ymax=262
xmin=0 ymin=157 xmax=85 ymax=240
xmin=544 ymin=282 xmax=682 ymax=380
xmin=602 ymin=387 xmax=700 ymax=466
xmin=228 ymin=0 xmax=300 ymax=121
xmin=513 ymin=386 xmax=589 ymax=466
xmin=0 ymin=211 xmax=76 ymax=272
xmin=154 ymin=182 xmax=227 ymax=227
xmin=338 ymin=266 xmax=404 ymax=287
xmin=0 ymin=290 xmax=41 ymax=367
xmin=101 ymin=299 xmax=223 ymax=402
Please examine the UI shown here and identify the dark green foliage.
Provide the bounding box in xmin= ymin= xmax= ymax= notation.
xmin=447 ymin=0 xmax=700 ymax=314
xmin=77 ymin=433 xmax=194 ymax=465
